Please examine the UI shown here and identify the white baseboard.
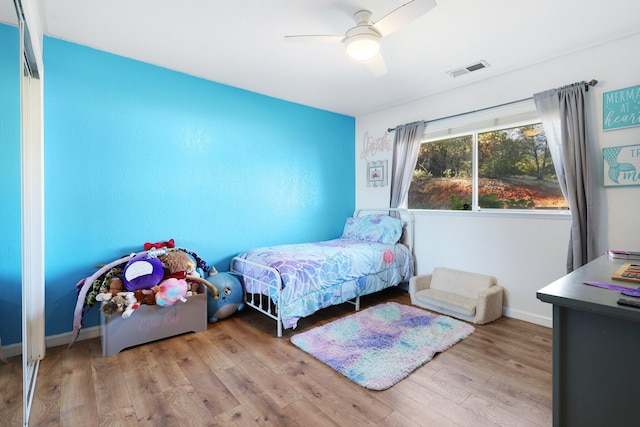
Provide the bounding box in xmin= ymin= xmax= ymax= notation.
xmin=1 ymin=342 xmax=21 ymax=359
xmin=47 ymin=325 xmax=101 ymax=348
xmin=398 ymin=282 xmax=552 ymax=328
xmin=1 ymin=306 xmax=552 ymax=359
xmin=503 ymin=307 xmax=552 ymax=328
xmin=2 ymin=326 xmax=101 ymax=359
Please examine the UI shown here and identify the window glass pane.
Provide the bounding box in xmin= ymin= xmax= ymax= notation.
xmin=478 ymin=124 xmax=567 ymax=209
xmin=408 ymin=135 xmax=473 ymax=210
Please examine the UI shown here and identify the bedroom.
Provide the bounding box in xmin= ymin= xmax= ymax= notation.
xmin=1 ymin=0 xmax=639 ymax=425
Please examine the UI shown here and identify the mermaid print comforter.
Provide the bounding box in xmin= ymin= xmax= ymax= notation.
xmin=232 ymin=238 xmax=414 ymax=329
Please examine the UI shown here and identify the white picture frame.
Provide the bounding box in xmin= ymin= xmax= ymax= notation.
xmin=603 ymin=144 xmax=640 ymax=186
xmin=367 ymin=160 xmax=388 ymax=187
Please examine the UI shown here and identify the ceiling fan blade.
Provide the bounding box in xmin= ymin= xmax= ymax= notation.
xmin=284 ymin=35 xmax=344 ymax=43
xmin=372 ymin=0 xmax=437 ymax=37
xmin=364 ymin=52 xmax=387 ymax=77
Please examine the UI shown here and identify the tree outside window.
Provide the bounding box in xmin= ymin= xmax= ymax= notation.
xmin=408 ymin=122 xmax=567 ymax=211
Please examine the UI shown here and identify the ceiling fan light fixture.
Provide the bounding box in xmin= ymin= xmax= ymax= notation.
xmin=285 ymin=2 xmax=438 ymax=74
xmin=346 ymin=33 xmax=380 ymax=61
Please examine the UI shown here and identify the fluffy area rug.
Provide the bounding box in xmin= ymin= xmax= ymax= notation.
xmin=290 ymin=301 xmax=475 ymax=390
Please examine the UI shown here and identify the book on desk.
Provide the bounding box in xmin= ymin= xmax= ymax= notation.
xmin=612 ymin=263 xmax=640 ymax=284
xmin=608 ymin=249 xmax=640 ymax=261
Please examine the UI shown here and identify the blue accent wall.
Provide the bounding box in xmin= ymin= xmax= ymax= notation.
xmin=0 ymin=23 xmax=21 ymax=346
xmin=42 ymin=37 xmax=355 ymax=339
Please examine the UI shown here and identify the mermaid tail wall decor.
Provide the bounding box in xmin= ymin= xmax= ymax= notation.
xmin=603 ymin=145 xmax=639 ymax=185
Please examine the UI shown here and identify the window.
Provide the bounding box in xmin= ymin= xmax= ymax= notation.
xmin=408 ymin=101 xmax=568 ymax=211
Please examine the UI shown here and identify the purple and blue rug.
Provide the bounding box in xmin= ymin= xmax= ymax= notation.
xmin=290 ymin=301 xmax=475 ymax=390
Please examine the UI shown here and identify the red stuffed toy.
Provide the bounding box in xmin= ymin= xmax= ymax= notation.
xmin=144 ymin=238 xmax=175 ymax=251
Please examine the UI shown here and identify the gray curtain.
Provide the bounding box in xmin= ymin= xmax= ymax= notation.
xmin=389 ymin=121 xmax=426 ymax=209
xmin=534 ymin=83 xmax=597 ymax=272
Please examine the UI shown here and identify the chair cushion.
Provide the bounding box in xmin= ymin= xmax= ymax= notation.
xmin=430 ymin=267 xmax=495 ymax=300
xmin=415 ymin=288 xmax=476 ymax=316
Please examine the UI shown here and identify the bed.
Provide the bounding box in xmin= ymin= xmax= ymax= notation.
xmin=230 ymin=209 xmax=415 ymax=336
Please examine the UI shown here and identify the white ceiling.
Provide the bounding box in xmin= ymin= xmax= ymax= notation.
xmin=0 ymin=1 xmax=16 ymax=25
xmin=3 ymin=0 xmax=640 ymax=116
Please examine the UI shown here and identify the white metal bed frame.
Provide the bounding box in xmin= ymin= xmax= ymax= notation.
xmin=230 ymin=208 xmax=415 ymax=337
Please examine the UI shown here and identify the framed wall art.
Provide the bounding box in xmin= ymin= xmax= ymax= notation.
xmin=602 ymin=143 xmax=640 ymax=186
xmin=367 ymin=160 xmax=388 ymax=187
xmin=603 ymin=85 xmax=640 ymax=131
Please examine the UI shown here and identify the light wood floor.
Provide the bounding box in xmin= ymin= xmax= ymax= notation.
xmin=1 ymin=288 xmax=552 ymax=426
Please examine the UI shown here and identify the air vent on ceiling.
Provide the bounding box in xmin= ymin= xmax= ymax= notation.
xmin=446 ymin=60 xmax=490 ymax=78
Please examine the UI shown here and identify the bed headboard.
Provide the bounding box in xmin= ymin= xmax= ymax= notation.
xmin=354 ymin=208 xmax=415 ymax=253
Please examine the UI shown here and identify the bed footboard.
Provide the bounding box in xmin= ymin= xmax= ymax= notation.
xmin=230 ymin=256 xmax=284 ymax=337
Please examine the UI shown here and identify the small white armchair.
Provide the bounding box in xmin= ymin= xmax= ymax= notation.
xmin=409 ymin=267 xmax=504 ymax=324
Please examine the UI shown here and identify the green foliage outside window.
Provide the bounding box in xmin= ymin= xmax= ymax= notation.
xmin=408 ymin=123 xmax=567 ymax=210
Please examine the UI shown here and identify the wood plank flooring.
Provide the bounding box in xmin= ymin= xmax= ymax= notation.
xmin=1 ymin=288 xmax=552 ymax=426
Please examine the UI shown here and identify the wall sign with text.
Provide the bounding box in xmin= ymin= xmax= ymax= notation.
xmin=603 ymin=144 xmax=640 ymax=187
xmin=603 ymin=85 xmax=640 ymax=131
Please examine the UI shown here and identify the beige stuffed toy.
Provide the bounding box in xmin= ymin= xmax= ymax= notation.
xmin=158 ymin=249 xmax=220 ymax=299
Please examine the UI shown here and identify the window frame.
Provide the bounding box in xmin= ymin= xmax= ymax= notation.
xmin=408 ymin=100 xmax=569 ymax=216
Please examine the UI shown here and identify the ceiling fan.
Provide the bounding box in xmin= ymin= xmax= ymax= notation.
xmin=284 ymin=0 xmax=437 ymax=77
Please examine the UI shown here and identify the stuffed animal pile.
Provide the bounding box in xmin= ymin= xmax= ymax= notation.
xmin=82 ymin=239 xmax=219 ymax=319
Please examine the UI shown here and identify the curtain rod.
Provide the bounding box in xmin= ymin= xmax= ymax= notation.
xmin=387 ymin=79 xmax=598 ymax=133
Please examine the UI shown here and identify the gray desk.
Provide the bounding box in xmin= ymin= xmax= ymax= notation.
xmin=537 ymin=255 xmax=640 ymax=427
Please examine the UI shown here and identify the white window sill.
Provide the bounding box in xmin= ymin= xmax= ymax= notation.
xmin=409 ymin=208 xmax=572 ymax=220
